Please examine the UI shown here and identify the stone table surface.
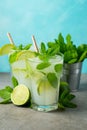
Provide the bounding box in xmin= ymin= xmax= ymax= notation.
xmin=0 ymin=73 xmax=87 ymax=130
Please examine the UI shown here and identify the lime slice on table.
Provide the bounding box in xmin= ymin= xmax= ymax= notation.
xmin=0 ymin=44 xmax=14 ymax=55
xmin=11 ymin=84 xmax=30 ymax=106
xmin=16 ymin=50 xmax=36 ymax=61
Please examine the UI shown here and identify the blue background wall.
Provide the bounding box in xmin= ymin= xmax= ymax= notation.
xmin=0 ymin=0 xmax=87 ymax=73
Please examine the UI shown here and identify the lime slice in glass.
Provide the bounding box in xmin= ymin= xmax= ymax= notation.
xmin=16 ymin=50 xmax=36 ymax=61
xmin=37 ymin=78 xmax=51 ymax=95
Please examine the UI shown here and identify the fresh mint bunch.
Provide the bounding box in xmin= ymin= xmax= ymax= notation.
xmin=38 ymin=42 xmax=60 ymax=62
xmin=58 ymin=81 xmax=77 ymax=110
xmin=0 ymin=76 xmax=18 ymax=104
xmin=0 ymin=86 xmax=13 ymax=104
xmin=54 ymin=33 xmax=87 ymax=63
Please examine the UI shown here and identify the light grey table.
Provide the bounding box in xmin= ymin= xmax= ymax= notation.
xmin=0 ymin=73 xmax=87 ymax=130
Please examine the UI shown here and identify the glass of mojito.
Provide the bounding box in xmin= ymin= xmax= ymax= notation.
xmin=9 ymin=46 xmax=36 ymax=92
xmin=28 ymin=54 xmax=63 ymax=112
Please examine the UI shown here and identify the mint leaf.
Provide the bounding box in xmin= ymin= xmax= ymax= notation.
xmin=78 ymin=50 xmax=87 ymax=62
xmin=5 ymin=86 xmax=13 ymax=92
xmin=64 ymin=50 xmax=78 ymax=63
xmin=60 ymin=89 xmax=69 ymax=101
xmin=9 ymin=51 xmax=18 ymax=64
xmin=36 ymin=62 xmax=51 ymax=70
xmin=54 ymin=64 xmax=63 ymax=73
xmin=66 ymin=34 xmax=71 ymax=44
xmin=58 ymin=33 xmax=64 ymax=44
xmin=0 ymin=98 xmax=11 ymax=104
xmin=63 ymin=99 xmax=77 ymax=108
xmin=66 ymin=94 xmax=76 ymax=101
xmin=47 ymin=42 xmax=55 ymax=48
xmin=0 ymin=89 xmax=11 ymax=99
xmin=40 ymin=42 xmax=46 ymax=54
xmin=68 ymin=58 xmax=77 ymax=63
xmin=18 ymin=44 xmax=23 ymax=50
xmin=12 ymin=76 xmax=18 ymax=87
xmin=58 ymin=102 xmax=65 ymax=110
xmin=47 ymin=72 xmax=58 ymax=88
xmin=23 ymin=44 xmax=32 ymax=50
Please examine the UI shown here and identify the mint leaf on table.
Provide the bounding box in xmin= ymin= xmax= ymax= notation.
xmin=58 ymin=102 xmax=65 ymax=110
xmin=5 ymin=86 xmax=13 ymax=92
xmin=59 ymin=89 xmax=69 ymax=101
xmin=66 ymin=93 xmax=76 ymax=101
xmin=11 ymin=76 xmax=18 ymax=87
xmin=58 ymin=81 xmax=77 ymax=110
xmin=63 ymin=99 xmax=77 ymax=108
xmin=0 ymin=89 xmax=11 ymax=99
xmin=47 ymin=72 xmax=58 ymax=88
xmin=0 ymin=98 xmax=11 ymax=104
xmin=0 ymin=86 xmax=13 ymax=104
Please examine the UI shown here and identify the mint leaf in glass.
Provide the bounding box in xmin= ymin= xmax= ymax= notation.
xmin=36 ymin=62 xmax=51 ymax=70
xmin=47 ymin=72 xmax=58 ymax=88
xmin=11 ymin=76 xmax=18 ymax=88
xmin=54 ymin=64 xmax=63 ymax=73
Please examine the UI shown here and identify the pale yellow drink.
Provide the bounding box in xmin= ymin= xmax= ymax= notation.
xmin=28 ymin=55 xmax=63 ymax=111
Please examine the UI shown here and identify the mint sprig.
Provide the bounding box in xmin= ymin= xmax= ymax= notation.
xmin=47 ymin=73 xmax=58 ymax=88
xmin=11 ymin=76 xmax=18 ymax=88
xmin=36 ymin=62 xmax=51 ymax=70
xmin=0 ymin=86 xmax=13 ymax=104
xmin=58 ymin=81 xmax=77 ymax=110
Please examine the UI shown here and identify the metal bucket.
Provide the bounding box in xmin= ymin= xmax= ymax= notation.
xmin=61 ymin=62 xmax=82 ymax=91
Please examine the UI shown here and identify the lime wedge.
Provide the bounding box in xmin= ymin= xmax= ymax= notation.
xmin=37 ymin=78 xmax=51 ymax=95
xmin=11 ymin=84 xmax=30 ymax=106
xmin=0 ymin=44 xmax=14 ymax=55
xmin=16 ymin=50 xmax=36 ymax=61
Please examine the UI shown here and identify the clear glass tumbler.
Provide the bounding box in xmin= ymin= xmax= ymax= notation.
xmin=28 ymin=54 xmax=63 ymax=112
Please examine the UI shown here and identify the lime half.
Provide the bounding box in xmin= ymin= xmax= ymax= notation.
xmin=0 ymin=44 xmax=14 ymax=55
xmin=11 ymin=84 xmax=30 ymax=106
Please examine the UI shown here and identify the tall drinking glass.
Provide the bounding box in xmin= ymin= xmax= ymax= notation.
xmin=28 ymin=54 xmax=63 ymax=112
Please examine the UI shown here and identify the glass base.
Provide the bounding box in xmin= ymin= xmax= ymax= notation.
xmin=32 ymin=103 xmax=58 ymax=112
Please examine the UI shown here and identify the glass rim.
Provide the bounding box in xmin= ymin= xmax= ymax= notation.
xmin=28 ymin=52 xmax=64 ymax=63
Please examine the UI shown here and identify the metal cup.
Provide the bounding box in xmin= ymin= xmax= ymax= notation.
xmin=61 ymin=62 xmax=82 ymax=92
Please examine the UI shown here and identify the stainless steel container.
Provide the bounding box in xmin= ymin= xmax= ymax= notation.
xmin=61 ymin=62 xmax=82 ymax=91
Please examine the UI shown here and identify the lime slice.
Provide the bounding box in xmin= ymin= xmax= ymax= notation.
xmin=37 ymin=78 xmax=51 ymax=95
xmin=0 ymin=44 xmax=14 ymax=55
xmin=11 ymin=84 xmax=30 ymax=106
xmin=16 ymin=50 xmax=36 ymax=61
